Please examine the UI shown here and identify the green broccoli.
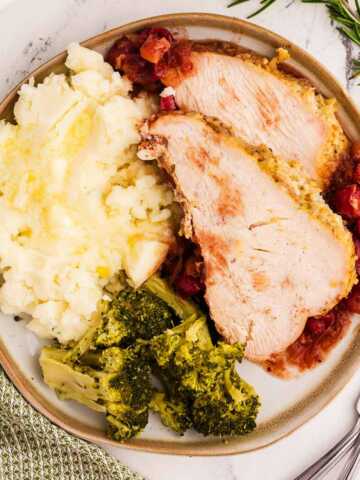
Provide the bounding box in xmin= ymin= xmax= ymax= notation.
xmin=149 ymin=315 xmax=260 ymax=437
xmin=98 ymin=346 xmax=152 ymax=440
xmin=106 ymin=403 xmax=149 ymax=441
xmin=40 ymin=275 xmax=261 ymax=441
xmin=150 ymin=315 xmax=241 ymax=397
xmin=150 ymin=391 xmax=192 ymax=435
xmin=95 ymin=285 xmax=179 ymax=348
xmin=150 ymin=314 xmax=212 ymax=368
xmin=144 ymin=275 xmax=200 ymax=320
xmin=191 ymin=367 xmax=260 ymax=436
xmin=40 ymin=346 xmax=106 ymax=413
xmin=84 ymin=348 xmax=152 ymax=407
xmin=40 ymin=276 xmax=187 ymax=441
xmin=40 ymin=343 xmax=152 ymax=441
xmin=62 ymin=312 xmax=102 ymax=363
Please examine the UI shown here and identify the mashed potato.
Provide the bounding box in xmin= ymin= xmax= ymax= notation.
xmin=0 ymin=43 xmax=174 ymax=343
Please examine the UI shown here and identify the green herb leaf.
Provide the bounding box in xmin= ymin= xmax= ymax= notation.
xmin=248 ymin=0 xmax=279 ymax=18
xmin=227 ymin=0 xmax=250 ymax=7
xmin=228 ymin=0 xmax=360 ymax=78
xmin=227 ymin=0 xmax=279 ymax=15
xmin=351 ymin=59 xmax=360 ymax=77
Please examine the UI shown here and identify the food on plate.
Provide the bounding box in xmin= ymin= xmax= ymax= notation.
xmin=2 ymin=25 xmax=360 ymax=442
xmin=145 ymin=112 xmax=356 ymax=360
xmin=263 ymin=306 xmax=352 ymax=376
xmin=41 ymin=341 xmax=152 ymax=440
xmin=106 ymin=29 xmax=192 ymax=91
xmin=172 ymin=48 xmax=348 ymax=188
xmin=94 ymin=282 xmax=179 ymax=348
xmin=148 ymin=304 xmax=259 ymax=436
xmin=107 ymin=32 xmax=347 ymax=189
xmin=40 ymin=276 xmax=259 ymax=440
xmin=106 ymin=27 xmax=360 ymax=375
xmin=150 ymin=391 xmax=192 ymax=434
xmin=0 ymin=43 xmax=174 ymax=343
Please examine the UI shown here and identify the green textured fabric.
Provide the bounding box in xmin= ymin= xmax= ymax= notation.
xmin=0 ymin=368 xmax=143 ymax=480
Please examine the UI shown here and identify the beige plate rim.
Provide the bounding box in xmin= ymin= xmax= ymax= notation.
xmin=1 ymin=12 xmax=360 ymax=456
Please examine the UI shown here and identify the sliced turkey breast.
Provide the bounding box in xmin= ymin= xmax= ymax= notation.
xmin=173 ymin=48 xmax=348 ymax=188
xmin=145 ymin=113 xmax=356 ymax=360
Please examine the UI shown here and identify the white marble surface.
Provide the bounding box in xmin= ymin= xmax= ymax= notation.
xmin=1 ymin=0 xmax=360 ymax=479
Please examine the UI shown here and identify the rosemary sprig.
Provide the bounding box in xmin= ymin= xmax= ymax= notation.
xmin=303 ymin=0 xmax=360 ymax=46
xmin=228 ymin=0 xmax=249 ymax=7
xmin=228 ymin=0 xmax=360 ymax=77
xmin=228 ymin=0 xmax=279 ymax=18
xmin=351 ymin=58 xmax=360 ymax=77
xmin=227 ymin=0 xmax=279 ymax=14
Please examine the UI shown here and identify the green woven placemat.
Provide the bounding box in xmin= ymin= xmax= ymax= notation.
xmin=0 ymin=367 xmax=144 ymax=480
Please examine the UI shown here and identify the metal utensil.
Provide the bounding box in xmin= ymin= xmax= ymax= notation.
xmin=294 ymin=394 xmax=360 ymax=480
xmin=338 ymin=436 xmax=360 ymax=480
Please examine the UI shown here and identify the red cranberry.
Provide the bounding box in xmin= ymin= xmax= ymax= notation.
xmin=321 ymin=311 xmax=336 ymax=327
xmin=106 ymin=36 xmax=137 ymax=70
xmin=140 ymin=35 xmax=171 ymax=64
xmin=121 ymin=54 xmax=158 ymax=85
xmin=135 ymin=28 xmax=152 ymax=46
xmin=306 ymin=318 xmax=326 ymax=336
xmin=176 ymin=274 xmax=202 ymax=297
xmin=135 ymin=28 xmax=173 ymax=50
xmin=153 ymin=40 xmax=193 ymax=87
xmin=141 ymin=27 xmax=173 ymax=44
xmin=153 ymin=58 xmax=168 ymax=79
xmin=306 ymin=312 xmax=335 ymax=336
xmin=354 ymin=220 xmax=360 ymax=238
xmin=151 ymin=28 xmax=173 ymax=43
xmin=172 ymin=41 xmax=193 ymax=74
xmin=353 ymin=163 xmax=360 ymax=184
xmin=345 ymin=284 xmax=360 ymax=313
xmin=354 ymin=239 xmax=360 ymax=275
xmin=333 ymin=184 xmax=360 ymax=218
xmin=160 ymin=95 xmax=177 ymax=111
xmin=351 ymin=142 xmax=360 ymax=163
xmin=114 ymin=36 xmax=137 ymax=54
xmin=160 ymin=67 xmax=182 ymax=87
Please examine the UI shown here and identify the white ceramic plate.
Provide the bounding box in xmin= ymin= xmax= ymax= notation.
xmin=1 ymin=13 xmax=360 ymax=455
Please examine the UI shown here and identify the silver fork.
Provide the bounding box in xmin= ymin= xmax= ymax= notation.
xmin=338 ymin=436 xmax=360 ymax=480
xmin=294 ymin=394 xmax=360 ymax=480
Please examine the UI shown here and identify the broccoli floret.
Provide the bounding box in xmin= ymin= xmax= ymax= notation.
xmin=178 ymin=342 xmax=245 ymax=400
xmin=80 ymin=346 xmax=153 ymax=409
xmin=63 ymin=313 xmax=102 ymax=363
xmin=40 ymin=276 xmax=261 ymax=441
xmin=150 ymin=316 xmax=239 ymax=396
xmin=144 ymin=275 xmax=200 ymax=320
xmin=106 ymin=403 xmax=149 ymax=441
xmin=102 ymin=348 xmax=152 ymax=441
xmin=150 ymin=314 xmax=212 ymax=367
xmin=149 ymin=315 xmax=212 ymax=399
xmin=95 ymin=285 xmax=179 ymax=348
xmin=191 ymin=367 xmax=260 ymax=436
xmin=40 ymin=343 xmax=152 ymax=441
xmin=95 ymin=275 xmax=201 ymax=349
xmin=40 ymin=277 xmax=191 ymax=441
xmin=149 ymin=315 xmax=259 ymax=437
xmin=150 ymin=391 xmax=192 ymax=435
xmin=101 ymin=356 xmax=152 ymax=408
xmin=40 ymin=346 xmax=106 ymax=413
